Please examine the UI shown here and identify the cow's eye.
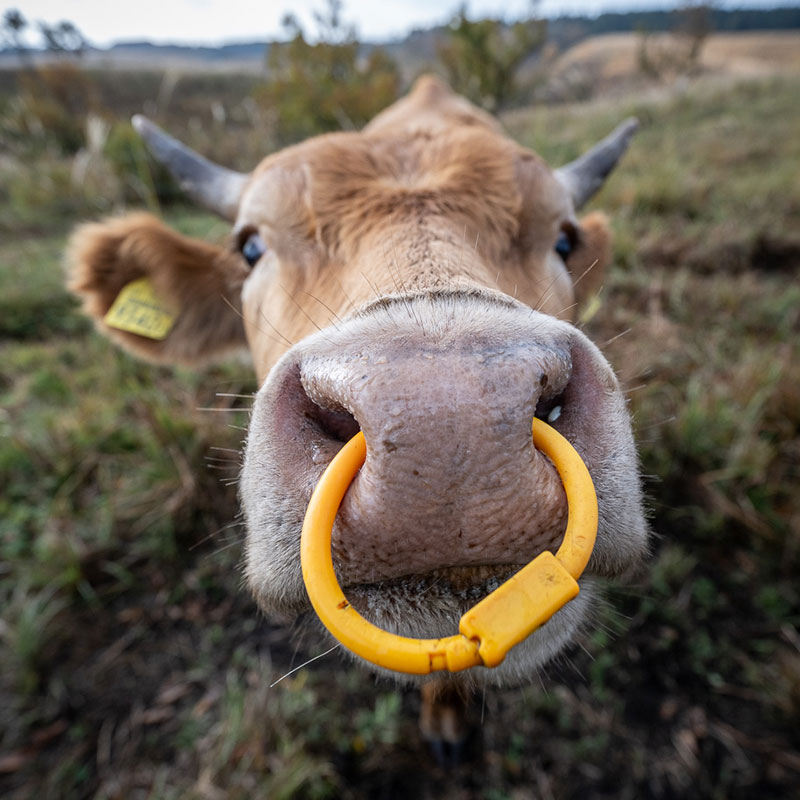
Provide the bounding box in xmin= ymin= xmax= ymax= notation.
xmin=554 ymin=230 xmax=573 ymax=260
xmin=240 ymin=232 xmax=267 ymax=267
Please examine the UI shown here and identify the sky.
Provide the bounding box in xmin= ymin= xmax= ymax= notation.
xmin=5 ymin=1 xmax=790 ymax=47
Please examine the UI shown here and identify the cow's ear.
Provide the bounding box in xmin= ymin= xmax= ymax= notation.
xmin=568 ymin=211 xmax=612 ymax=306
xmin=67 ymin=213 xmax=250 ymax=365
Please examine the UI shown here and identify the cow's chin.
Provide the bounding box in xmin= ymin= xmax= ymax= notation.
xmin=301 ymin=568 xmax=599 ymax=687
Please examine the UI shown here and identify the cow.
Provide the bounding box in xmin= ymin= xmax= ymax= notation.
xmin=67 ymin=75 xmax=648 ymax=755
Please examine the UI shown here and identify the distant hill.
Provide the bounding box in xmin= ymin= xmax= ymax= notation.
xmin=549 ymin=5 xmax=800 ymax=49
xmin=1 ymin=5 xmax=799 ymax=71
xmin=106 ymin=40 xmax=268 ymax=61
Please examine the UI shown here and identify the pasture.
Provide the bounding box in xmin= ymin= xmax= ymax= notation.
xmin=1 ymin=59 xmax=799 ymax=798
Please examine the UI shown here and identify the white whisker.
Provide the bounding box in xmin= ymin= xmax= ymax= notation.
xmin=269 ymin=643 xmax=342 ymax=687
xmin=636 ymin=415 xmax=676 ymax=432
xmin=624 ymin=384 xmax=647 ymax=395
xmin=207 ymin=538 xmax=243 ymax=557
xmin=280 ymin=284 xmax=326 ymax=335
xmin=532 ymin=271 xmax=563 ymax=315
xmin=333 ymin=275 xmax=358 ymax=315
xmin=303 ymin=290 xmax=342 ymax=329
xmin=189 ymin=520 xmax=243 ymax=551
xmin=552 ymin=301 xmax=578 ymax=319
xmin=572 ymin=257 xmax=599 ymax=288
xmin=604 ymin=327 xmax=632 ymax=346
xmin=221 ymin=294 xmax=292 ymax=349
xmin=257 ymin=306 xmax=295 ymax=348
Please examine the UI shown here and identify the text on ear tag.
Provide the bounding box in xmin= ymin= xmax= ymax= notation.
xmin=104 ymin=278 xmax=177 ymax=340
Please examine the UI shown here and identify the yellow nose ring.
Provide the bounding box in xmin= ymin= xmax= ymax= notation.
xmin=300 ymin=417 xmax=598 ymax=675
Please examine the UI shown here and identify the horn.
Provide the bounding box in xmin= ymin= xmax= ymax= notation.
xmin=132 ymin=115 xmax=248 ymax=220
xmin=556 ymin=118 xmax=639 ymax=210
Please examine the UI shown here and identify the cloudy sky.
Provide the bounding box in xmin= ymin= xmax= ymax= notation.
xmin=7 ymin=1 xmax=786 ymax=47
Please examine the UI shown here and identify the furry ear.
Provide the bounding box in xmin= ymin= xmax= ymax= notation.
xmin=568 ymin=211 xmax=613 ymax=306
xmin=67 ymin=213 xmax=250 ymax=365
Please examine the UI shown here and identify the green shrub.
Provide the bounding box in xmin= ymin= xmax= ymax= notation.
xmin=438 ymin=6 xmax=547 ymax=111
xmin=104 ymin=120 xmax=164 ymax=208
xmin=15 ymin=64 xmax=97 ymax=154
xmin=254 ymin=0 xmax=399 ymax=143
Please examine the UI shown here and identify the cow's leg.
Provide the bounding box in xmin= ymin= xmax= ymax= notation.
xmin=419 ymin=678 xmax=471 ymax=766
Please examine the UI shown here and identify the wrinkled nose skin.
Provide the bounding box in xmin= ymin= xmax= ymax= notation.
xmin=302 ymin=324 xmax=571 ymax=584
xmin=242 ymin=293 xmax=648 ymax=627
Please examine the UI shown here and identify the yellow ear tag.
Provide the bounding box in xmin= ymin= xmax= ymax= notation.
xmin=300 ymin=417 xmax=599 ymax=675
xmin=104 ymin=277 xmax=177 ymax=340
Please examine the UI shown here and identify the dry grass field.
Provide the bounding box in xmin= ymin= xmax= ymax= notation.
xmin=547 ymin=31 xmax=800 ymax=98
xmin=557 ymin=30 xmax=800 ymax=75
xmin=0 ymin=34 xmax=799 ymax=799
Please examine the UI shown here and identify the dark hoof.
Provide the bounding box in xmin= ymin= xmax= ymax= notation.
xmin=428 ymin=734 xmax=466 ymax=767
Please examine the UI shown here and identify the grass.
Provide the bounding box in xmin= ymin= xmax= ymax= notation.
xmin=1 ymin=66 xmax=799 ymax=798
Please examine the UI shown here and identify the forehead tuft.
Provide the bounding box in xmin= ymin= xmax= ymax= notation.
xmin=239 ymin=86 xmax=566 ymax=264
xmin=303 ymin=126 xmax=530 ymax=258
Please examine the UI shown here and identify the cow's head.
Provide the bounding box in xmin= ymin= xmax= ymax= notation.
xmin=68 ymin=77 xmax=648 ymax=685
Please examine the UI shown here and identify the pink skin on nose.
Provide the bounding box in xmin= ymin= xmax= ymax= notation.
xmin=298 ymin=339 xmax=572 ymax=586
xmin=242 ymin=291 xmax=646 ymax=622
xmin=242 ymin=293 xmax=648 ymax=631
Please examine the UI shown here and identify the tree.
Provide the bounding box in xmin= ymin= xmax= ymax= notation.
xmin=675 ymin=2 xmax=713 ymax=68
xmin=638 ymin=3 xmax=714 ymax=80
xmin=2 ymin=9 xmax=87 ymax=62
xmin=38 ymin=20 xmax=86 ymax=59
xmin=1 ymin=8 xmax=31 ymax=66
xmin=257 ymin=0 xmax=399 ymax=143
xmin=437 ymin=4 xmax=547 ymax=112
xmin=2 ymin=10 xmax=93 ymax=154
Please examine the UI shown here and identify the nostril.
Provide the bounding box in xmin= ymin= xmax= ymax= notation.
xmin=534 ymin=382 xmax=566 ymax=424
xmin=273 ymin=363 xmax=361 ymax=450
xmin=534 ymin=394 xmax=565 ymax=424
xmin=297 ymin=366 xmax=361 ymax=444
xmin=305 ymin=401 xmax=360 ymax=443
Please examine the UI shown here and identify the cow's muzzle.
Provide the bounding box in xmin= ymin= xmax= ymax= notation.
xmin=242 ymin=292 xmax=643 ymax=614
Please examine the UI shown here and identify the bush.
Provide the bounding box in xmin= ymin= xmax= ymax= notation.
xmin=637 ymin=3 xmax=713 ymax=81
xmin=1 ymin=64 xmax=97 ymax=156
xmin=104 ymin=121 xmax=166 ymax=208
xmin=438 ymin=5 xmax=547 ymax=111
xmin=254 ymin=0 xmax=399 ymax=143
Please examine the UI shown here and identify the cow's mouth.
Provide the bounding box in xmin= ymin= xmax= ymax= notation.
xmin=344 ymin=564 xmax=521 ymax=616
xmin=328 ymin=567 xmax=602 ymax=683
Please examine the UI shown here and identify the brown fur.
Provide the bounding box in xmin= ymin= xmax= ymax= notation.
xmin=66 ymin=213 xmax=249 ymax=365
xmin=567 ymin=211 xmax=613 ymax=304
xmin=66 ymin=78 xmax=612 ymax=379
xmin=308 ymin=127 xmax=521 ymax=262
xmin=419 ymin=678 xmax=471 ymax=749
